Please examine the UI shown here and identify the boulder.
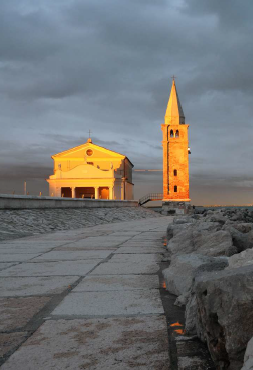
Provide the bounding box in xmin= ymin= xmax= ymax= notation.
xmin=241 ymin=337 xmax=253 ymax=370
xmin=193 ymin=229 xmax=236 ymax=257
xmin=193 ymin=265 xmax=253 ymax=370
xmin=185 ymin=292 xmax=198 ymax=335
xmin=167 ymin=228 xmax=194 ymax=257
xmin=223 ymin=225 xmax=253 ymax=253
xmin=173 ymin=216 xmax=196 ymax=225
xmin=167 ymin=227 xmax=235 ymax=258
xmin=166 ymin=222 xmax=192 ymax=242
xmin=227 ymin=248 xmax=253 ymax=269
xmin=204 ymin=213 xmax=227 ymax=225
xmin=233 ymin=223 xmax=253 ymax=234
xmin=162 ymin=253 xmax=228 ymax=297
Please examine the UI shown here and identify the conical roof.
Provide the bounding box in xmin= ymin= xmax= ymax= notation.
xmin=165 ymin=79 xmax=185 ymax=125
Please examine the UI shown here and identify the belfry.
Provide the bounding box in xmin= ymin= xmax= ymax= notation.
xmin=161 ymin=78 xmax=191 ymax=212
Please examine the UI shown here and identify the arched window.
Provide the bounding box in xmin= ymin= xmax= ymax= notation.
xmin=174 ymin=185 xmax=177 ymax=192
xmin=174 ymin=169 xmax=177 ymax=176
xmin=170 ymin=130 xmax=174 ymax=138
xmin=175 ymin=130 xmax=179 ymax=137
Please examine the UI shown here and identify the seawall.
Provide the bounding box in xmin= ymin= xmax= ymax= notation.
xmin=0 ymin=194 xmax=139 ymax=210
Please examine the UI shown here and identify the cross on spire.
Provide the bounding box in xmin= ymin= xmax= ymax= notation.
xmin=88 ymin=129 xmax=92 ymax=139
xmin=171 ymin=75 xmax=177 ymax=81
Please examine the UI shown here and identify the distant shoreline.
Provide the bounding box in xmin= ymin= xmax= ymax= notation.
xmin=147 ymin=205 xmax=253 ymax=209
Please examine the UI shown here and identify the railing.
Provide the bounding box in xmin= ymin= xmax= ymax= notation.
xmin=139 ymin=193 xmax=163 ymax=206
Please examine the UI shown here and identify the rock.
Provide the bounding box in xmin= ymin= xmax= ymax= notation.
xmin=195 ymin=221 xmax=222 ymax=233
xmin=193 ymin=265 xmax=253 ymax=370
xmin=174 ymin=293 xmax=189 ymax=307
xmin=223 ymin=225 xmax=253 ymax=253
xmin=233 ymin=223 xmax=253 ymax=234
xmin=162 ymin=253 xmax=228 ymax=297
xmin=173 ymin=216 xmax=196 ymax=225
xmin=241 ymin=337 xmax=253 ymax=370
xmin=227 ymin=248 xmax=253 ymax=269
xmin=166 ymin=222 xmax=192 ymax=242
xmin=193 ymin=230 xmax=236 ymax=257
xmin=185 ymin=293 xmax=197 ymax=335
xmin=167 ymin=228 xmax=194 ymax=257
xmin=204 ymin=213 xmax=227 ymax=225
xmin=167 ymin=227 xmax=235 ymax=258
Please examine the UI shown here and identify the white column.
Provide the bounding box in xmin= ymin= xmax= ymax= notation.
xmin=72 ymin=187 xmax=76 ymax=198
xmin=95 ymin=187 xmax=99 ymax=199
xmin=109 ymin=187 xmax=114 ymax=200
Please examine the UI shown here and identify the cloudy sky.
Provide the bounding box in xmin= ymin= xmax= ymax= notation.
xmin=0 ymin=0 xmax=253 ymax=205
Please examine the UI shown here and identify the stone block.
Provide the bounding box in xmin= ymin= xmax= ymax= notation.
xmin=51 ymin=290 xmax=164 ymax=316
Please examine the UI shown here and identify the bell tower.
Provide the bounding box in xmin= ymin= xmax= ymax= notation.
xmin=161 ymin=78 xmax=190 ymax=203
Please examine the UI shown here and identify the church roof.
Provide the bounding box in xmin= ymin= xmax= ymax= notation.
xmin=165 ymin=79 xmax=185 ymax=125
xmin=52 ymin=139 xmax=134 ymax=167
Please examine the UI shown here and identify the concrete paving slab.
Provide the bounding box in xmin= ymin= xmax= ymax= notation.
xmin=51 ymin=289 xmax=164 ymax=316
xmin=120 ymin=240 xmax=162 ymax=246
xmin=0 ymin=263 xmax=18 ymax=272
xmin=53 ymin=244 xmax=116 ymax=251
xmin=0 ymin=332 xmax=28 ymax=359
xmin=0 ymin=260 xmax=101 ymax=277
xmin=0 ymin=240 xmax=66 ymax=247
xmin=0 ymin=296 xmax=51 ymax=331
xmin=0 ymin=246 xmax=53 ymax=254
xmin=33 ymin=250 xmax=113 ymax=262
xmin=0 ymin=276 xmax=80 ymax=297
xmin=1 ymin=316 xmax=169 ymax=370
xmin=90 ymin=261 xmax=160 ymax=275
xmin=115 ymin=246 xmax=165 ymax=254
xmin=73 ymin=274 xmax=160 ymax=292
xmin=110 ymin=253 xmax=162 ymax=263
xmin=70 ymin=236 xmax=131 ymax=248
xmin=109 ymin=231 xmax=141 ymax=236
xmin=0 ymin=253 xmax=41 ymax=262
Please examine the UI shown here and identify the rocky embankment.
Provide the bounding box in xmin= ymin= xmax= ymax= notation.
xmin=0 ymin=207 xmax=161 ymax=241
xmin=163 ymin=208 xmax=253 ymax=370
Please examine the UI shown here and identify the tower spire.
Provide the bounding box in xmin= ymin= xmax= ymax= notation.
xmin=165 ymin=79 xmax=185 ymax=125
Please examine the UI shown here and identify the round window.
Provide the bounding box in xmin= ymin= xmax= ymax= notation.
xmin=86 ymin=149 xmax=93 ymax=157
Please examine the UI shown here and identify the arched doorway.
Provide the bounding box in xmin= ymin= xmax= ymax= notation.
xmin=99 ymin=187 xmax=109 ymax=199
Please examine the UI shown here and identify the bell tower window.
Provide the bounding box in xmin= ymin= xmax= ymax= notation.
xmin=175 ymin=130 xmax=179 ymax=137
xmin=170 ymin=130 xmax=174 ymax=138
xmin=174 ymin=185 xmax=177 ymax=192
xmin=174 ymin=169 xmax=177 ymax=176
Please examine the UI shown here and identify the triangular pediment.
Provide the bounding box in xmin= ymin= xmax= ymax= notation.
xmin=52 ymin=142 xmax=125 ymax=160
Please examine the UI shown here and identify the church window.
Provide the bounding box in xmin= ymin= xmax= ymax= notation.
xmin=174 ymin=185 xmax=177 ymax=192
xmin=175 ymin=130 xmax=179 ymax=137
xmin=174 ymin=169 xmax=177 ymax=176
xmin=86 ymin=149 xmax=93 ymax=156
xmin=170 ymin=130 xmax=174 ymax=138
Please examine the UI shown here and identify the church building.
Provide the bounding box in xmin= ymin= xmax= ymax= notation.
xmin=46 ymin=138 xmax=134 ymax=200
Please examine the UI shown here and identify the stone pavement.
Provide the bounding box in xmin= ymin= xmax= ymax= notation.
xmin=0 ymin=216 xmax=173 ymax=369
xmin=0 ymin=215 xmax=216 ymax=370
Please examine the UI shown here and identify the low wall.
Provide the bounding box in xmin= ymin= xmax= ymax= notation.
xmin=0 ymin=194 xmax=139 ymax=210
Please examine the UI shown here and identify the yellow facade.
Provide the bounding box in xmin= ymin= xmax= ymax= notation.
xmin=46 ymin=139 xmax=134 ymax=200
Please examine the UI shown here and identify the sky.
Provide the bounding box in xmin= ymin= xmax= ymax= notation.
xmin=0 ymin=0 xmax=253 ymax=205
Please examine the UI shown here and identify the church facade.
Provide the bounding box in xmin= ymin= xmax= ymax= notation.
xmin=46 ymin=139 xmax=134 ymax=200
xmin=161 ymin=79 xmax=190 ymax=202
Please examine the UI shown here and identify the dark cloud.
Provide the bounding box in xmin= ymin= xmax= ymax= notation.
xmin=0 ymin=0 xmax=253 ymax=204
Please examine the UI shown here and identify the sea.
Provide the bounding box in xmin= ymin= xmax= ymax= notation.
xmin=148 ymin=206 xmax=253 ymax=213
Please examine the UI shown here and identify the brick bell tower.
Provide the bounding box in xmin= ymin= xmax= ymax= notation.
xmin=161 ymin=78 xmax=190 ymax=210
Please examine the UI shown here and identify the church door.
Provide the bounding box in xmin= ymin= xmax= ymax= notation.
xmin=99 ymin=187 xmax=109 ymax=199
